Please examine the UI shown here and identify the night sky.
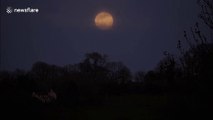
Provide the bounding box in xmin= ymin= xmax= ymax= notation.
xmin=0 ymin=0 xmax=200 ymax=72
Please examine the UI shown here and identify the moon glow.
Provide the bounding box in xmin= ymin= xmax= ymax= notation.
xmin=95 ymin=12 xmax=114 ymax=30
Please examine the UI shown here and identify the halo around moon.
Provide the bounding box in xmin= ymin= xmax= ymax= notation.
xmin=95 ymin=11 xmax=114 ymax=30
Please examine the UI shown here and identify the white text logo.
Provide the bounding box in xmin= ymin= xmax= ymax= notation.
xmin=6 ymin=7 xmax=39 ymax=14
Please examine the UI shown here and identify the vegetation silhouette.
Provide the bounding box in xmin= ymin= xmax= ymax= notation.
xmin=0 ymin=0 xmax=212 ymax=119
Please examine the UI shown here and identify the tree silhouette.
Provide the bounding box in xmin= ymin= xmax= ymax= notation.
xmin=198 ymin=0 xmax=213 ymax=30
xmin=134 ymin=71 xmax=145 ymax=83
xmin=176 ymin=0 xmax=213 ymax=92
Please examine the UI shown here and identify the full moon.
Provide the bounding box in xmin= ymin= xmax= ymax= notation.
xmin=95 ymin=12 xmax=114 ymax=30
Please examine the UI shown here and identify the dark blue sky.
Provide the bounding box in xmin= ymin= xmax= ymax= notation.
xmin=0 ymin=0 xmax=200 ymax=72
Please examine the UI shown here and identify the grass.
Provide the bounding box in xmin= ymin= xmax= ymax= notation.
xmin=55 ymin=94 xmax=169 ymax=120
